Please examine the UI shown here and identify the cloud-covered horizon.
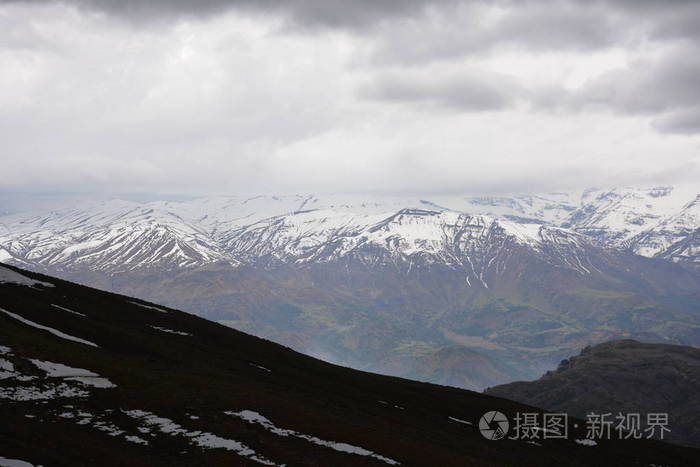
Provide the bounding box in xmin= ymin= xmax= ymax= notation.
xmin=1 ymin=0 xmax=699 ymax=198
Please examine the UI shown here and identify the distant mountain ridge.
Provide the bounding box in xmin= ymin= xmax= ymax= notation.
xmin=0 ymin=187 xmax=698 ymax=390
xmin=0 ymin=187 xmax=697 ymax=273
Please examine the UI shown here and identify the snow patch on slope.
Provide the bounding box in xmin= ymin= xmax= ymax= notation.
xmin=0 ymin=308 xmax=98 ymax=348
xmin=0 ymin=383 xmax=90 ymax=401
xmin=125 ymin=410 xmax=280 ymax=466
xmin=129 ymin=301 xmax=169 ymax=313
xmin=227 ymin=409 xmax=400 ymax=465
xmin=51 ymin=304 xmax=86 ymax=317
xmin=149 ymin=326 xmax=191 ymax=336
xmin=29 ymin=359 xmax=115 ymax=388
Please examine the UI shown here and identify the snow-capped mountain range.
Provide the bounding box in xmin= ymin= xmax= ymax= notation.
xmin=2 ymin=187 xmax=699 ymax=390
xmin=0 ymin=186 xmax=697 ymax=275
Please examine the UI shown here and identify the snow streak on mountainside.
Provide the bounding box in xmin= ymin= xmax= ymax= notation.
xmin=464 ymin=186 xmax=700 ymax=264
xmin=221 ymin=208 xmax=596 ymax=281
xmin=0 ymin=186 xmax=698 ymax=273
xmin=632 ymin=194 xmax=700 ymax=263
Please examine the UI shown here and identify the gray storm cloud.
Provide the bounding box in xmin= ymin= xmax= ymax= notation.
xmin=359 ymin=70 xmax=519 ymax=112
xmin=2 ymin=0 xmax=461 ymax=27
xmin=0 ymin=0 xmax=699 ymax=197
xmin=557 ymin=45 xmax=700 ymax=134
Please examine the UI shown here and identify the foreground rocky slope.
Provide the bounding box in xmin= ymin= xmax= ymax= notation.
xmin=1 ymin=264 xmax=699 ymax=466
xmin=486 ymin=340 xmax=700 ymax=448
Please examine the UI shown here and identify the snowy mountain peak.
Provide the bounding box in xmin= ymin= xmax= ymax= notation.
xmin=0 ymin=186 xmax=698 ymax=275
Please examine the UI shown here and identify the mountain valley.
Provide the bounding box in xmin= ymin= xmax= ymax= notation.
xmin=2 ymin=264 xmax=699 ymax=466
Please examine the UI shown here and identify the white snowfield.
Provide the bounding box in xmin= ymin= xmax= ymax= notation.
xmin=0 ymin=382 xmax=90 ymax=401
xmin=124 ymin=410 xmax=280 ymax=466
xmin=29 ymin=359 xmax=116 ymax=388
xmin=0 ymin=308 xmax=98 ymax=348
xmin=124 ymin=435 xmax=149 ymax=445
xmin=0 ymin=357 xmax=34 ymax=383
xmin=0 ymin=358 xmax=34 ymax=382
xmin=0 ymin=355 xmax=15 ymax=369
xmin=55 ymin=407 xmax=151 ymax=446
xmin=0 ymin=347 xmax=19 ymax=380
xmin=0 ymin=346 xmax=114 ymax=401
xmin=93 ymin=421 xmax=125 ymax=437
xmin=0 ymin=187 xmax=696 ymax=278
xmin=226 ymin=409 xmax=400 ymax=465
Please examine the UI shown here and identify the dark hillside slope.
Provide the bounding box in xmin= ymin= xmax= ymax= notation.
xmin=486 ymin=339 xmax=700 ymax=448
xmin=1 ymin=264 xmax=698 ymax=466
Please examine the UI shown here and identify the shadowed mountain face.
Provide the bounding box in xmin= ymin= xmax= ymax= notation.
xmin=2 ymin=192 xmax=700 ymax=390
xmin=2 ymin=264 xmax=700 ymax=466
xmin=60 ymin=248 xmax=700 ymax=390
xmin=485 ymin=340 xmax=700 ymax=448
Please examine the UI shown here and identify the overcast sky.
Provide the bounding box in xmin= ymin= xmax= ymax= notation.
xmin=1 ymin=0 xmax=700 ymax=200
